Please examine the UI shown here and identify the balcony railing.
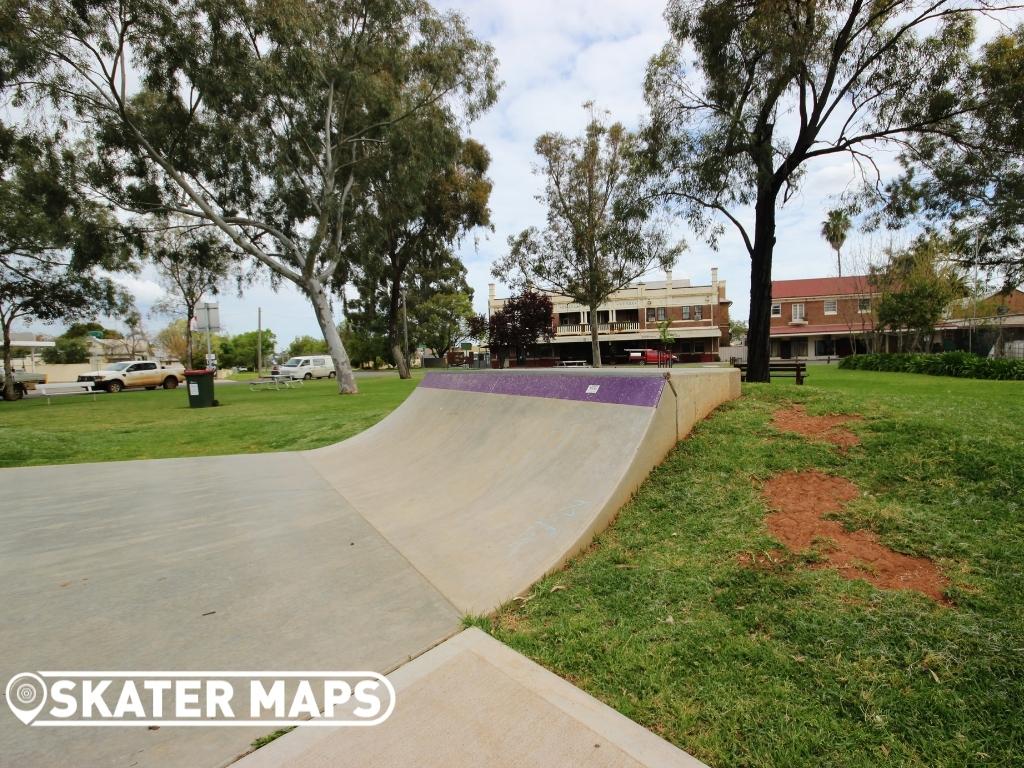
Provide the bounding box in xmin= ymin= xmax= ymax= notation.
xmin=555 ymin=321 xmax=640 ymax=336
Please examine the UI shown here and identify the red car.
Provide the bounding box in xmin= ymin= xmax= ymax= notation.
xmin=628 ymin=349 xmax=678 ymax=365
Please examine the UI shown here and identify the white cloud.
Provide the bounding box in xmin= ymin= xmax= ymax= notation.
xmin=101 ymin=270 xmax=166 ymax=305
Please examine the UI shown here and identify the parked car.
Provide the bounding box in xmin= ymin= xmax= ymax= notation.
xmin=275 ymin=355 xmax=336 ymax=380
xmin=0 ymin=370 xmax=46 ymax=399
xmin=628 ymin=348 xmax=679 ymax=365
xmin=77 ymin=361 xmax=185 ymax=393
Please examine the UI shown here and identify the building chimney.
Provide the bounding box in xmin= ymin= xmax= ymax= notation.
xmin=665 ymin=269 xmax=673 ymax=291
xmin=711 ymin=267 xmax=719 ymax=285
xmin=488 ymin=283 xmax=496 ymax=301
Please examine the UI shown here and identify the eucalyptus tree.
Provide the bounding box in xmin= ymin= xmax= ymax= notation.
xmin=880 ymin=26 xmax=1024 ymax=291
xmin=414 ymin=290 xmax=475 ymax=363
xmin=0 ymin=128 xmax=131 ymax=400
xmin=17 ymin=0 xmax=498 ymax=394
xmin=821 ymin=208 xmax=852 ymax=277
xmin=493 ymin=106 xmax=683 ymax=368
xmin=342 ymin=111 xmax=494 ymax=378
xmin=644 ymin=0 xmax=1012 ymax=381
xmin=150 ymin=225 xmax=233 ymax=368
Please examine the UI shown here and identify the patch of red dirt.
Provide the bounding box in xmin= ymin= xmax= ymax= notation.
xmin=760 ymin=470 xmax=949 ymax=603
xmin=772 ymin=406 xmax=862 ymax=448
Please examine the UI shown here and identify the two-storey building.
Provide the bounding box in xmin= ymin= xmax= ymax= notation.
xmin=769 ymin=276 xmax=877 ymax=360
xmin=488 ymin=269 xmax=731 ymax=364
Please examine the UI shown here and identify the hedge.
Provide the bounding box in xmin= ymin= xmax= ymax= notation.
xmin=838 ymin=351 xmax=1024 ymax=380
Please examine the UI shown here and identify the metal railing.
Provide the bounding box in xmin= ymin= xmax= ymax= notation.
xmin=555 ymin=321 xmax=640 ymax=336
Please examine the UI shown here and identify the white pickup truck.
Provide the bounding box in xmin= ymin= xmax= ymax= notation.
xmin=77 ymin=361 xmax=186 ymax=393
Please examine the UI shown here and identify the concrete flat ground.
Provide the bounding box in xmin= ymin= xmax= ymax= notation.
xmin=0 ymin=452 xmax=461 ymax=767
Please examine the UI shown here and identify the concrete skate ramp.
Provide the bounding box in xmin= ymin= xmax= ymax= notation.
xmin=0 ymin=367 xmax=737 ymax=768
xmin=308 ymin=368 xmax=739 ymax=614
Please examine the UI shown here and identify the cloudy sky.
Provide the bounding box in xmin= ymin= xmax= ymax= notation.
xmin=26 ymin=2 xmax=1013 ymax=346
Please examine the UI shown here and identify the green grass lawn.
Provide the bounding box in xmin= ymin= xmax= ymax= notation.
xmin=0 ymin=373 xmax=420 ymax=467
xmin=469 ymin=366 xmax=1024 ymax=767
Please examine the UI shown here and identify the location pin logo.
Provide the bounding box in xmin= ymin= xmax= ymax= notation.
xmin=6 ymin=673 xmax=48 ymax=725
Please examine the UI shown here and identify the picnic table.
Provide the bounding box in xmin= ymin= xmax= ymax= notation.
xmin=248 ymin=375 xmax=305 ymax=392
xmin=35 ymin=382 xmax=102 ymax=404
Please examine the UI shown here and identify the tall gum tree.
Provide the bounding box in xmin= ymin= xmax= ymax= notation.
xmin=643 ymin=0 xmax=1013 ymax=381
xmin=879 ymin=26 xmax=1024 ymax=291
xmin=342 ymin=114 xmax=494 ymax=379
xmin=493 ymin=107 xmax=683 ymax=367
xmin=149 ymin=225 xmax=233 ymax=369
xmin=17 ymin=0 xmax=498 ymax=393
xmin=0 ymin=129 xmax=132 ymax=399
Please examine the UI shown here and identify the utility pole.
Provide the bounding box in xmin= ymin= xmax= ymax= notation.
xmin=205 ymin=303 xmax=213 ymax=368
xmin=257 ymin=307 xmax=262 ymax=375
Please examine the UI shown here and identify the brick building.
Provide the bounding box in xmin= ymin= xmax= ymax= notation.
xmin=769 ymin=275 xmax=877 ymax=360
xmin=488 ymin=269 xmax=731 ymax=364
xmin=769 ymin=278 xmax=1024 ymax=360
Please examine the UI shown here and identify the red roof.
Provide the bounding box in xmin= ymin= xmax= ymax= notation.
xmin=772 ymin=276 xmax=873 ymax=299
xmin=770 ymin=323 xmax=869 ymax=337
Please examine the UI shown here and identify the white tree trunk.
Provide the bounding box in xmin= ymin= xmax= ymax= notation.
xmin=307 ymin=278 xmax=358 ymax=394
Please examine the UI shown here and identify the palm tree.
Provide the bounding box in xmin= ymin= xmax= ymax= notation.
xmin=821 ymin=209 xmax=852 ymax=277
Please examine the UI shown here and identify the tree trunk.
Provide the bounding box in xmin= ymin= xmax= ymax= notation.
xmin=184 ymin=299 xmax=196 ymax=369
xmin=2 ymin=319 xmax=16 ymax=401
xmin=391 ymin=342 xmax=410 ymax=378
xmin=746 ymin=189 xmax=778 ymax=383
xmin=836 ymin=248 xmax=842 ymax=278
xmin=306 ymin=278 xmax=358 ymax=394
xmin=589 ymin=303 xmax=601 ymax=367
xmin=387 ymin=270 xmax=411 ymax=380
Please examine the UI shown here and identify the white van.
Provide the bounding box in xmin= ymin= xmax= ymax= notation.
xmin=276 ymin=355 xmax=336 ymax=380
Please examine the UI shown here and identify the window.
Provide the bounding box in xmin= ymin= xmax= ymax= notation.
xmin=682 ymin=306 xmax=690 ymax=320
xmin=792 ymin=303 xmax=806 ymax=321
xmin=656 ymin=307 xmax=667 ymax=321
xmin=694 ymin=306 xmax=703 ymax=321
xmin=824 ymin=299 xmax=838 ymax=315
xmin=771 ymin=303 xmax=782 ymax=317
xmin=858 ymin=298 xmax=871 ymax=313
xmin=646 ymin=308 xmax=656 ymax=322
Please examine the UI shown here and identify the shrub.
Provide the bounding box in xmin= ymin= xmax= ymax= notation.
xmin=838 ymin=352 xmax=1024 ymax=380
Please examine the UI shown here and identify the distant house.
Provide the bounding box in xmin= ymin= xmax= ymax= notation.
xmin=488 ymin=268 xmax=732 ymax=364
xmin=937 ymin=288 xmax=1024 ymax=357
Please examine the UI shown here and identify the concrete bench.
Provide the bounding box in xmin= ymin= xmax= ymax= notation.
xmin=35 ymin=382 xmax=100 ymax=403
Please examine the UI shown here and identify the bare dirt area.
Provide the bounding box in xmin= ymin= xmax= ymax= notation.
xmin=771 ymin=405 xmax=862 ymax=448
xmin=760 ymin=470 xmax=949 ymax=603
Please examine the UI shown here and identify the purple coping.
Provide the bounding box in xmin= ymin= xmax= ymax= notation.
xmin=421 ymin=372 xmax=665 ymax=408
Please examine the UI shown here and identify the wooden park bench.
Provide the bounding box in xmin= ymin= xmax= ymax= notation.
xmin=733 ymin=360 xmax=808 ymax=385
xmin=35 ymin=381 xmax=101 ymax=403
